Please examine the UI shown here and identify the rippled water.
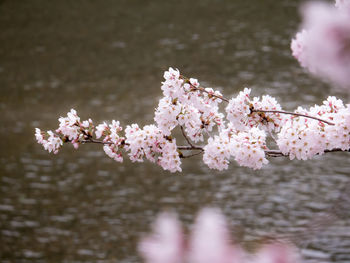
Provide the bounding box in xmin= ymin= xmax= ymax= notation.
xmin=0 ymin=0 xmax=349 ymax=262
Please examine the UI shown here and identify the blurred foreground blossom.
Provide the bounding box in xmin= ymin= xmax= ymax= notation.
xmin=336 ymin=0 xmax=350 ymax=11
xmin=139 ymin=208 xmax=301 ymax=263
xmin=291 ymin=1 xmax=350 ymax=88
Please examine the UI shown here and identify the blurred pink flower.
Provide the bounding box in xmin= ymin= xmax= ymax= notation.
xmin=335 ymin=0 xmax=350 ymax=11
xmin=254 ymin=243 xmax=301 ymax=263
xmin=139 ymin=213 xmax=184 ymax=263
xmin=139 ymin=209 xmax=301 ymax=263
xmin=291 ymin=30 xmax=308 ymax=68
xmin=291 ymin=1 xmax=350 ymax=88
xmin=188 ymin=208 xmax=243 ymax=263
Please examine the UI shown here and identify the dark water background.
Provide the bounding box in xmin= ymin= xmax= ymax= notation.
xmin=0 ymin=0 xmax=349 ymax=262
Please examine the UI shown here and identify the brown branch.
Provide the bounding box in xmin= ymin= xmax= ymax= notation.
xmin=252 ymin=109 xmax=335 ymax=126
xmin=81 ymin=138 xmax=114 ymax=145
xmin=81 ymin=138 xmax=347 ymax=158
xmin=81 ymin=138 xmax=206 ymax=153
xmin=180 ymin=75 xmax=230 ymax=102
xmin=180 ymin=150 xmax=204 ymax=159
xmin=265 ymin=148 xmax=348 ymax=157
xmin=181 ymin=75 xmax=334 ymax=126
xmin=180 ymin=125 xmax=195 ymax=147
xmin=191 ymin=85 xmax=230 ymax=102
xmin=177 ymin=145 xmax=204 ymax=151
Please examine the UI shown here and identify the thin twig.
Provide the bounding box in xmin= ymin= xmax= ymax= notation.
xmin=252 ymin=109 xmax=335 ymax=126
xmin=192 ymin=86 xmax=230 ymax=102
xmin=81 ymin=138 xmax=347 ymax=157
xmin=177 ymin=145 xmax=204 ymax=151
xmin=180 ymin=75 xmax=230 ymax=102
xmin=81 ymin=139 xmax=114 ymax=145
xmin=180 ymin=150 xmax=204 ymax=159
xmin=81 ymin=137 xmax=205 ymax=151
xmin=264 ymin=148 xmax=348 ymax=157
xmin=180 ymin=125 xmax=195 ymax=147
xmin=180 ymin=75 xmax=335 ymax=126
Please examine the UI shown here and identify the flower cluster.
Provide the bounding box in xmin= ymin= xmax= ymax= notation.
xmin=277 ymin=96 xmax=350 ymax=160
xmin=225 ymin=89 xmax=283 ymax=133
xmin=35 ymin=128 xmax=63 ymax=154
xmin=155 ymin=67 xmax=224 ymax=143
xmin=291 ymin=0 xmax=350 ymax=87
xmin=35 ymin=109 xmax=94 ymax=153
xmin=203 ymin=124 xmax=268 ymax=170
xmin=225 ymin=88 xmax=252 ymax=131
xmin=125 ymin=124 xmax=181 ymax=172
xmin=96 ymin=120 xmax=124 ymax=162
xmin=35 ymin=67 xmax=350 ymax=172
xmin=139 ymin=208 xmax=301 ymax=263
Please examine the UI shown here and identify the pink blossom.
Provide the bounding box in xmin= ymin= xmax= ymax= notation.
xmin=125 ymin=124 xmax=181 ymax=172
xmin=95 ymin=122 xmax=108 ymax=139
xmin=233 ymin=128 xmax=268 ymax=169
xmin=226 ymin=88 xmax=252 ymax=131
xmin=56 ymin=109 xmax=81 ymax=141
xmin=203 ymin=124 xmax=268 ymax=170
xmin=250 ymin=95 xmax=283 ymax=132
xmin=103 ymin=145 xmax=123 ymax=162
xmin=35 ymin=128 xmax=45 ymax=144
xmin=35 ymin=128 xmax=63 ymax=154
xmin=161 ymin=67 xmax=185 ymax=99
xmin=277 ymin=98 xmax=350 ymax=160
xmin=158 ymin=139 xmax=182 ymax=173
xmin=203 ymin=135 xmax=231 ymax=170
xmin=154 ymin=96 xmax=182 ymax=136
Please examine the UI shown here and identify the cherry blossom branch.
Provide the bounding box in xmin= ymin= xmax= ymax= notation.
xmin=78 ymin=138 xmax=348 ymax=159
xmin=36 ymin=68 xmax=350 ymax=172
xmin=81 ymin=138 xmax=205 ymax=153
xmin=251 ymin=109 xmax=335 ymax=125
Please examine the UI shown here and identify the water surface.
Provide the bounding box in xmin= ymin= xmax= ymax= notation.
xmin=0 ymin=0 xmax=349 ymax=262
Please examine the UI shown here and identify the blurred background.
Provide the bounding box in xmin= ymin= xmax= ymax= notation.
xmin=0 ymin=0 xmax=349 ymax=262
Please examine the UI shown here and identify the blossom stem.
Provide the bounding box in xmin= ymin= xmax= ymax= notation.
xmin=82 ymin=138 xmax=347 ymax=157
xmin=181 ymin=75 xmax=334 ymax=126
xmin=177 ymin=145 xmax=204 ymax=151
xmin=252 ymin=109 xmax=335 ymax=125
xmin=82 ymin=138 xmax=205 ymax=151
xmin=81 ymin=138 xmax=114 ymax=145
xmin=265 ymin=148 xmax=348 ymax=157
xmin=180 ymin=75 xmax=230 ymax=102
xmin=181 ymin=150 xmax=204 ymax=158
xmin=180 ymin=125 xmax=196 ymax=148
